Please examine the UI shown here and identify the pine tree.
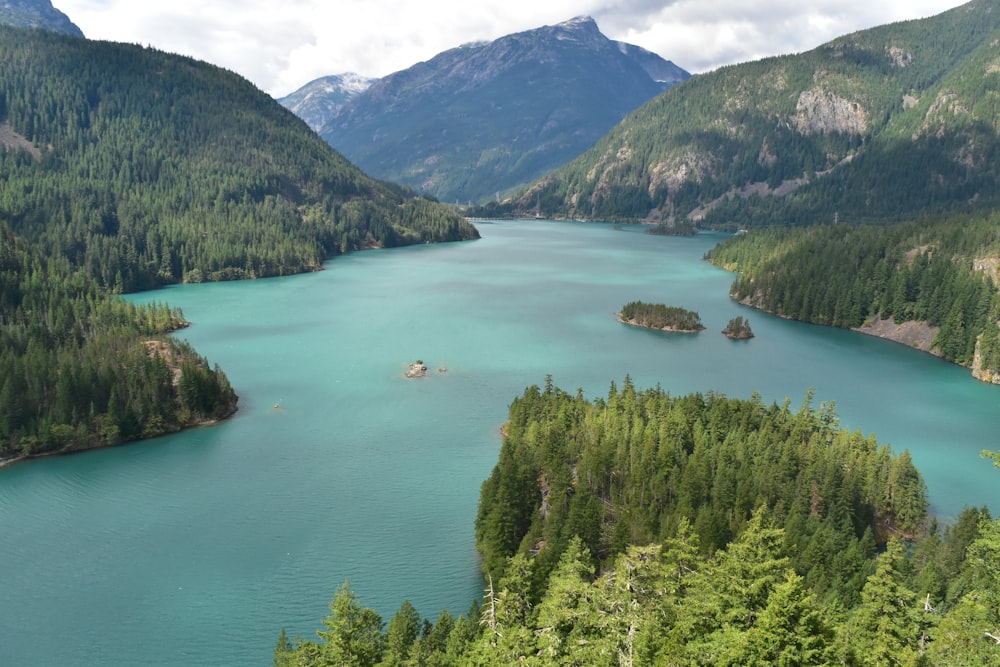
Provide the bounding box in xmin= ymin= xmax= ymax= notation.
xmin=842 ymin=538 xmax=923 ymax=667
xmin=317 ymin=581 xmax=385 ymax=667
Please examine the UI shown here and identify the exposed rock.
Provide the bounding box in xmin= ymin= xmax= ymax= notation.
xmin=405 ymin=360 xmax=429 ymax=378
xmin=972 ymin=334 xmax=1000 ymax=384
xmin=793 ymin=88 xmax=867 ymax=136
xmin=0 ymin=121 xmax=40 ymax=160
xmin=973 ymin=256 xmax=1000 ymax=284
xmin=853 ymin=315 xmax=940 ymax=355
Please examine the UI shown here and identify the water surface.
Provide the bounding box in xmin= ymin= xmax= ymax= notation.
xmin=2 ymin=220 xmax=998 ymax=666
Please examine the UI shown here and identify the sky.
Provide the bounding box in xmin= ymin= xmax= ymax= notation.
xmin=56 ymin=0 xmax=970 ymax=98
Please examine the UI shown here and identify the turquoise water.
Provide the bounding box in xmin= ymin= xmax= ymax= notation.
xmin=2 ymin=220 xmax=999 ymax=666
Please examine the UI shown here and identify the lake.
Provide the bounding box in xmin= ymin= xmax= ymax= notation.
xmin=1 ymin=220 xmax=998 ymax=666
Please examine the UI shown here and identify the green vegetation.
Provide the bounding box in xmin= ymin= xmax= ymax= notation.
xmin=277 ymin=379 xmax=1000 ymax=666
xmin=722 ymin=315 xmax=754 ymax=339
xmin=619 ymin=301 xmax=704 ymax=331
xmin=0 ymin=25 xmax=480 ymax=459
xmin=488 ymin=0 xmax=1000 ymax=227
xmin=0 ymin=221 xmax=236 ymax=460
xmin=707 ymin=214 xmax=1000 ymax=377
xmin=0 ymin=26 xmax=477 ymax=293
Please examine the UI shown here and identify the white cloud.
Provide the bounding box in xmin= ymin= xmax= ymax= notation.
xmin=55 ymin=0 xmax=967 ymax=97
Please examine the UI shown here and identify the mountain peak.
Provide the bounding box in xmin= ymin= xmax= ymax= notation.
xmin=0 ymin=0 xmax=84 ymax=37
xmin=314 ymin=17 xmax=689 ymax=203
xmin=277 ymin=73 xmax=376 ymax=132
xmin=558 ymin=15 xmax=598 ymax=29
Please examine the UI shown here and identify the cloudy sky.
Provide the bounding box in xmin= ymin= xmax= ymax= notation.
xmin=57 ymin=0 xmax=968 ymax=98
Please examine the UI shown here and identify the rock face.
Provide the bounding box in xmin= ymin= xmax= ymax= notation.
xmin=853 ymin=315 xmax=940 ymax=354
xmin=0 ymin=0 xmax=84 ymax=37
xmin=316 ymin=16 xmax=689 ymax=204
xmin=793 ymin=88 xmax=867 ymax=136
xmin=972 ymin=335 xmax=1000 ymax=384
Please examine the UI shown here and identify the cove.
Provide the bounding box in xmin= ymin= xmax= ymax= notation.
xmin=1 ymin=220 xmax=998 ymax=666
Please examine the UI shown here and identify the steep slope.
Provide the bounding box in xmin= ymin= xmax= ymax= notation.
xmin=0 ymin=0 xmax=82 ymax=36
xmin=0 ymin=26 xmax=477 ymax=292
xmin=503 ymin=0 xmax=1000 ymax=227
xmin=319 ymin=16 xmax=689 ymax=204
xmin=278 ymin=73 xmax=375 ymax=132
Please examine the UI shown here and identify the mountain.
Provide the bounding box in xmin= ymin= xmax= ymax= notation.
xmin=0 ymin=0 xmax=83 ymax=36
xmin=0 ymin=24 xmax=477 ymax=460
xmin=316 ymin=16 xmax=689 ymax=204
xmin=278 ymin=73 xmax=376 ymax=132
xmin=0 ymin=25 xmax=478 ymax=292
xmin=495 ymin=0 xmax=1000 ymax=228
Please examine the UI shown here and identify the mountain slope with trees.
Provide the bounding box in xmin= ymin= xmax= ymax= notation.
xmin=0 ymin=25 xmax=477 ymax=459
xmin=0 ymin=26 xmax=478 ymax=293
xmin=486 ymin=0 xmax=1000 ymax=228
xmin=708 ymin=213 xmax=1000 ymax=383
xmin=317 ymin=16 xmax=689 ymax=205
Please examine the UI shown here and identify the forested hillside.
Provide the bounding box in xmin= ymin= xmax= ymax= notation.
xmin=708 ymin=214 xmax=1000 ymax=383
xmin=0 ymin=25 xmax=478 ymax=459
xmin=478 ymin=0 xmax=1000 ymax=228
xmin=0 ymin=221 xmax=237 ymax=459
xmin=275 ymin=380 xmax=1000 ymax=666
xmin=0 ymin=26 xmax=478 ymax=293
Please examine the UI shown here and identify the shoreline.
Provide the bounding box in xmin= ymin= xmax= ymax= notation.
xmin=736 ymin=295 xmax=1000 ymax=384
xmin=0 ymin=406 xmax=239 ymax=470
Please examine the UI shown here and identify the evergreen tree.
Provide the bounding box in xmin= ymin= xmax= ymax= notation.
xmin=317 ymin=582 xmax=385 ymax=667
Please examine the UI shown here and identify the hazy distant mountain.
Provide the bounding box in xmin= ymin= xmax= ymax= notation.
xmin=0 ymin=0 xmax=83 ymax=36
xmin=278 ymin=73 xmax=376 ymax=132
xmin=314 ymin=16 xmax=689 ymax=203
xmin=500 ymin=0 xmax=1000 ymax=228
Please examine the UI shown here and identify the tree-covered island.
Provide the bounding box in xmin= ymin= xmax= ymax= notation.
xmin=722 ymin=315 xmax=754 ymax=339
xmin=619 ymin=301 xmax=704 ymax=333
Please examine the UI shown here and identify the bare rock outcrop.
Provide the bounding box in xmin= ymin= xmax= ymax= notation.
xmin=793 ymin=88 xmax=867 ymax=136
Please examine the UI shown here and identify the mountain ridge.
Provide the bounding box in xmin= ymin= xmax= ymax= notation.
xmin=305 ymin=16 xmax=688 ymax=204
xmin=277 ymin=72 xmax=376 ymax=132
xmin=488 ymin=0 xmax=1000 ymax=228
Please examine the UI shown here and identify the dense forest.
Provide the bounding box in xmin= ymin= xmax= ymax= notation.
xmin=0 ymin=26 xmax=478 ymax=293
xmin=707 ymin=214 xmax=1000 ymax=380
xmin=0 ymin=220 xmax=236 ymax=459
xmin=0 ymin=25 xmax=480 ymax=458
xmin=619 ymin=302 xmax=704 ymax=332
xmin=274 ymin=379 xmax=1000 ymax=666
xmin=469 ymin=0 xmax=1000 ymax=228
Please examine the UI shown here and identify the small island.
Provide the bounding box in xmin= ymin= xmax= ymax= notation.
xmin=405 ymin=360 xmax=429 ymax=378
xmin=722 ymin=315 xmax=754 ymax=339
xmin=618 ymin=301 xmax=704 ymax=333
